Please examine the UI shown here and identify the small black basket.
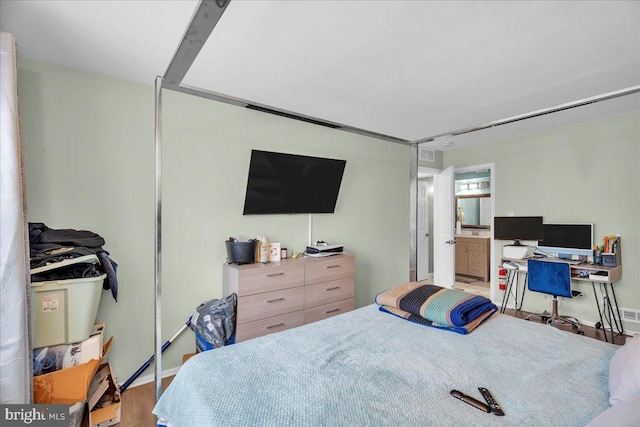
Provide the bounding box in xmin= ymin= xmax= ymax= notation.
xmin=225 ymin=240 xmax=257 ymax=264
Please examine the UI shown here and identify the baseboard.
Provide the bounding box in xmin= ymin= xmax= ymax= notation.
xmin=120 ymin=365 xmax=182 ymax=390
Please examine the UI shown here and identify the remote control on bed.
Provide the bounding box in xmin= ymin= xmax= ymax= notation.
xmin=450 ymin=390 xmax=491 ymax=413
xmin=478 ymin=387 xmax=505 ymax=416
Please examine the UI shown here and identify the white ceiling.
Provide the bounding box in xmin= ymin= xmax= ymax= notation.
xmin=2 ymin=0 xmax=639 ymax=150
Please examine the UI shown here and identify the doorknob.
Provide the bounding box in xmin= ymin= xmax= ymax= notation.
xmin=425 ymin=233 xmax=430 ymax=237
xmin=445 ymin=240 xmax=455 ymax=245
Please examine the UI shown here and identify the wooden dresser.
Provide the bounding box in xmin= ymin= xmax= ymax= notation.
xmin=455 ymin=237 xmax=490 ymax=282
xmin=223 ymin=254 xmax=355 ymax=342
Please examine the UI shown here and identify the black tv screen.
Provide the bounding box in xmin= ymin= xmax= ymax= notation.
xmin=243 ymin=150 xmax=347 ymax=215
xmin=493 ymin=216 xmax=543 ymax=242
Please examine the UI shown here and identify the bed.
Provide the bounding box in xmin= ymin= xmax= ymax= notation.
xmin=153 ymin=304 xmax=620 ymax=426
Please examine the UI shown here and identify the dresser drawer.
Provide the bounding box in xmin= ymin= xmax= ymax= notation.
xmin=467 ymin=242 xmax=485 ymax=252
xmin=304 ymin=298 xmax=354 ymax=324
xmin=304 ymin=277 xmax=354 ymax=309
xmin=237 ymin=286 xmax=304 ymax=324
xmin=468 ymin=257 xmax=485 ymax=267
xmin=305 ymin=255 xmax=355 ymax=284
xmin=230 ymin=263 xmax=305 ymax=297
xmin=235 ymin=310 xmax=304 ymax=342
xmin=468 ymin=250 xmax=485 ymax=260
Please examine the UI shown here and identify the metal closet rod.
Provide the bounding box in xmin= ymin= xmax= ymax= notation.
xmin=413 ymin=85 xmax=640 ymax=145
xmin=162 ymin=81 xmax=640 ymax=148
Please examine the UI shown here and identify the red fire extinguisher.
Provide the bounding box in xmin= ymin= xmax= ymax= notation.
xmin=499 ymin=269 xmax=507 ymax=291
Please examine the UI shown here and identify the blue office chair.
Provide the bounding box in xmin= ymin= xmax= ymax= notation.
xmin=527 ymin=259 xmax=584 ymax=334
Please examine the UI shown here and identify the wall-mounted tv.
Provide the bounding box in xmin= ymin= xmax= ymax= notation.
xmin=243 ymin=150 xmax=347 ymax=215
xmin=493 ymin=216 xmax=544 ymax=244
xmin=537 ymin=223 xmax=593 ymax=257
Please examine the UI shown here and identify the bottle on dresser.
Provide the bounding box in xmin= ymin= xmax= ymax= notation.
xmin=260 ymin=235 xmax=269 ymax=264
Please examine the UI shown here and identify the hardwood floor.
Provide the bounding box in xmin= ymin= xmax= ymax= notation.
xmin=502 ymin=307 xmax=627 ymax=345
xmin=80 ymin=377 xmax=173 ymax=427
xmin=110 ymin=309 xmax=627 ymax=426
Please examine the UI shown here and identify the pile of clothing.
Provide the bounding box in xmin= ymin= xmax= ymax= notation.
xmin=29 ymin=222 xmax=119 ymax=301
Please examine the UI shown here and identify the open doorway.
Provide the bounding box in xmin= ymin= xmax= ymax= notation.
xmin=417 ymin=167 xmax=439 ymax=281
xmin=418 ymin=163 xmax=496 ymax=302
xmin=451 ymin=167 xmax=493 ymax=299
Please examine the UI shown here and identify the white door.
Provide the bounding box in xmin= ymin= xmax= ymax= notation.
xmin=417 ymin=180 xmax=429 ymax=280
xmin=434 ymin=166 xmax=455 ymax=288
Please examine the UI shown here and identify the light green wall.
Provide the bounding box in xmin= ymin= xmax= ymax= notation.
xmin=444 ymin=111 xmax=640 ymax=332
xmin=17 ymin=58 xmax=410 ymax=383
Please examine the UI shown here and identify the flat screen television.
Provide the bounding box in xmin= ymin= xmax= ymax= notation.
xmin=493 ymin=216 xmax=544 ymax=244
xmin=537 ymin=223 xmax=593 ymax=257
xmin=243 ymin=150 xmax=347 ymax=215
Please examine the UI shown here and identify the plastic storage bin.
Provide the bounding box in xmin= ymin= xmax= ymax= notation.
xmin=68 ymin=401 xmax=85 ymax=427
xmin=31 ymin=274 xmax=106 ymax=348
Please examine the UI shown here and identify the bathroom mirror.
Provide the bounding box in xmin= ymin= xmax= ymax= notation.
xmin=456 ymin=194 xmax=491 ymax=228
xmin=454 ymin=169 xmax=491 ymax=229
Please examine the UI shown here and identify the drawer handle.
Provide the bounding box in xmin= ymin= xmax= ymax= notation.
xmin=325 ymin=308 xmax=340 ymax=314
xmin=266 ymin=272 xmax=284 ymax=277
xmin=325 ymin=286 xmax=340 ymax=291
xmin=326 ymin=265 xmax=340 ymax=269
xmin=266 ymin=297 xmax=284 ymax=303
xmin=266 ymin=322 xmax=284 ymax=329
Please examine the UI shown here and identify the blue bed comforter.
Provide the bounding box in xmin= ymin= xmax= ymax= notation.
xmin=153 ymin=304 xmax=616 ymax=427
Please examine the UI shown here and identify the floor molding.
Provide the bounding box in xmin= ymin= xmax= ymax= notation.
xmin=120 ymin=365 xmax=182 ymax=390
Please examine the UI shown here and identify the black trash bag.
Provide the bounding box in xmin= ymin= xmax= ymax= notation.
xmin=190 ymin=294 xmax=237 ymax=349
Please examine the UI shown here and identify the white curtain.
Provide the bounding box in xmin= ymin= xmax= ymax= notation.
xmin=0 ymin=31 xmax=32 ymax=404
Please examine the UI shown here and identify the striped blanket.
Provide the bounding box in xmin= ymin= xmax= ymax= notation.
xmin=375 ymin=282 xmax=497 ymax=334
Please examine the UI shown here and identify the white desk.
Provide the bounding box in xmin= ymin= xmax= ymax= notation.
xmin=500 ymin=257 xmax=624 ymax=343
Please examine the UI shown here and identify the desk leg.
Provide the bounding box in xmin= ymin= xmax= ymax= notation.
xmin=592 ymin=281 xmax=608 ymax=343
xmin=603 ymin=285 xmax=616 ymax=343
xmin=500 ymin=271 xmax=514 ymax=313
xmin=516 ymin=272 xmax=527 ymax=310
xmin=609 ymin=285 xmax=625 ymax=335
xmin=602 ymin=284 xmax=625 ymax=343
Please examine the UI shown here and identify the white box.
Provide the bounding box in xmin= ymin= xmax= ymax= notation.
xmin=588 ymin=272 xmax=609 ymax=282
xmin=33 ymin=322 xmax=105 ymax=376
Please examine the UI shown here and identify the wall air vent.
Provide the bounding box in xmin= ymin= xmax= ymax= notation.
xmin=246 ymin=104 xmax=340 ymax=129
xmin=419 ymin=147 xmax=435 ymax=162
xmin=616 ymin=307 xmax=640 ymax=324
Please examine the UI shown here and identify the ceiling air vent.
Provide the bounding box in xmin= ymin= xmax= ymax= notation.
xmin=419 ymin=147 xmax=435 ymax=162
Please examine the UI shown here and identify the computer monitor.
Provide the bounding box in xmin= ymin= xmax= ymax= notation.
xmin=537 ymin=223 xmax=593 ymax=257
xmin=493 ymin=216 xmax=544 ymax=244
xmin=494 ymin=216 xmax=543 ymax=258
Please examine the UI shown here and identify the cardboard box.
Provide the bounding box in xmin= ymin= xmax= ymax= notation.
xmin=33 ymin=337 xmax=112 ymax=404
xmin=33 ymin=322 xmax=105 ymax=376
xmin=195 ymin=331 xmax=214 ymax=353
xmin=88 ymin=362 xmax=121 ymax=427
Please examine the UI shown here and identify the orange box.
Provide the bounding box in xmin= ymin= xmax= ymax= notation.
xmin=33 ymin=337 xmax=112 ymax=404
